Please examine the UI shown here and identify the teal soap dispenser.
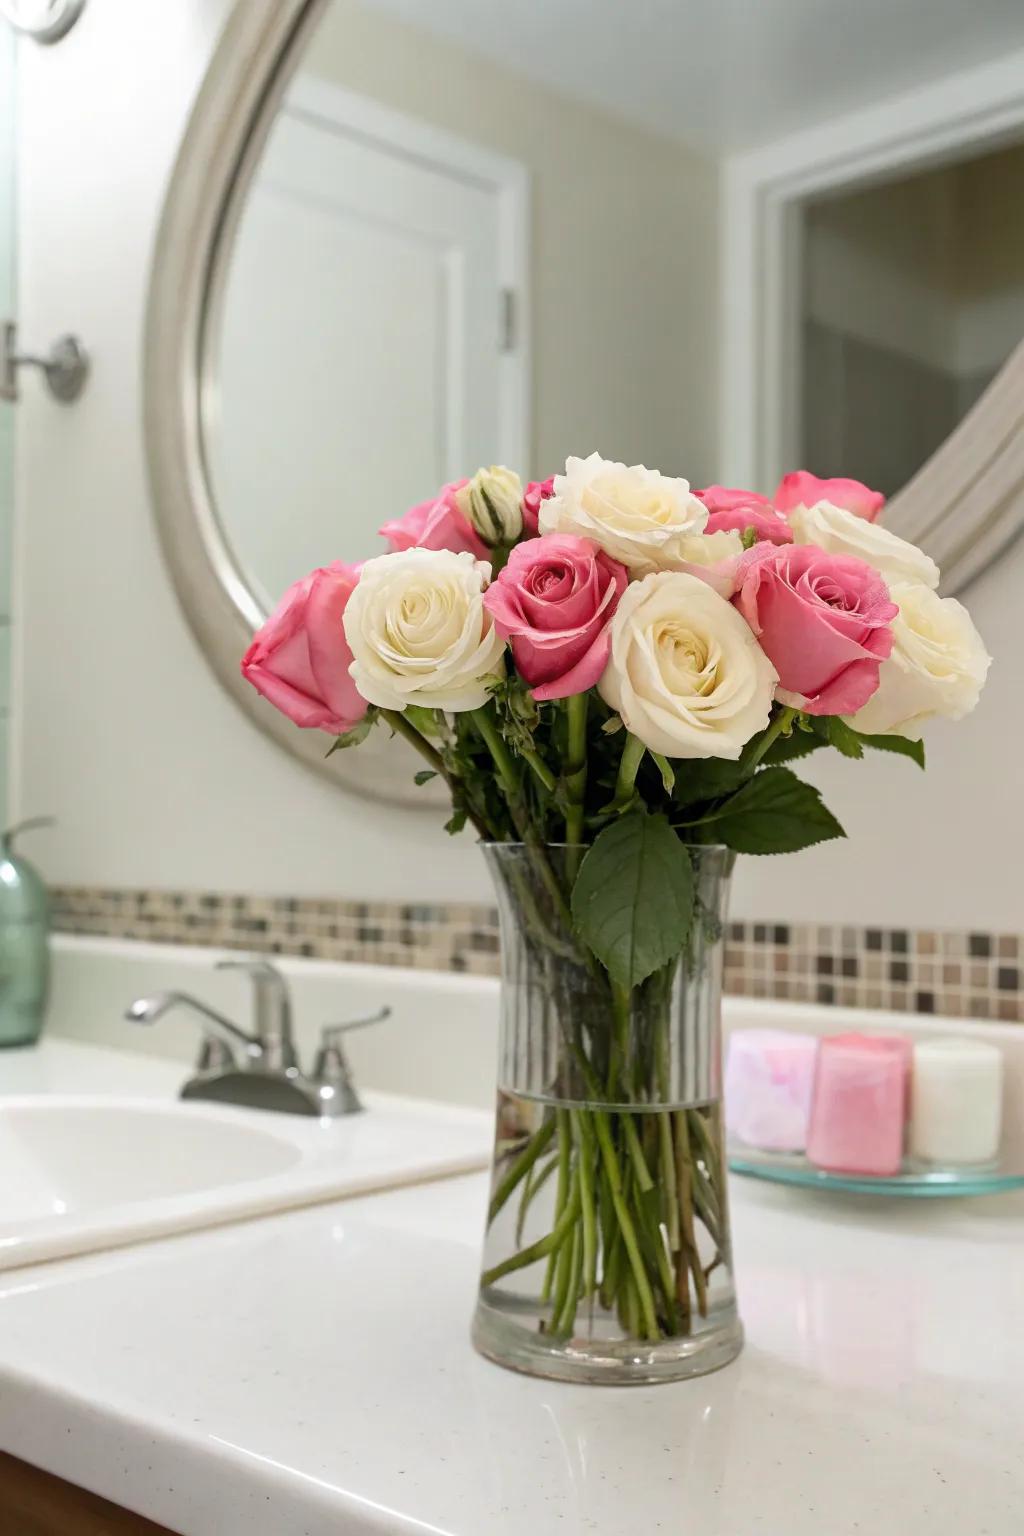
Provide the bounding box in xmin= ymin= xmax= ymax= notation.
xmin=0 ymin=818 xmax=53 ymax=1047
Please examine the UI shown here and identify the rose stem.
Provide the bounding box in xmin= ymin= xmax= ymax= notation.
xmin=471 ymin=706 xmax=574 ymax=925
xmin=674 ymin=1114 xmax=708 ymax=1317
xmin=614 ymin=732 xmax=646 ymax=805
xmin=659 ymin=1112 xmax=680 ymax=1252
xmin=378 ymin=707 xmax=491 ymax=837
xmin=591 ymin=1110 xmax=660 ymax=1340
xmin=541 ymin=1109 xmax=573 ymax=1303
xmin=564 ymin=693 xmax=588 ymax=879
xmin=520 ymin=745 xmax=557 ymax=794
xmin=487 ymin=1116 xmax=555 ymax=1224
xmin=608 ymin=983 xmax=654 ymax=1196
xmin=516 ymin=1151 xmax=558 ymax=1246
xmin=741 ymin=704 xmax=798 ymax=772
xmin=480 ymin=1180 xmax=582 ymax=1288
xmin=572 ymin=1109 xmax=599 ymax=1300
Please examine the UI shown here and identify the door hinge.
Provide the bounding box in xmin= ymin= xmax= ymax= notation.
xmin=500 ymin=288 xmax=516 ymax=353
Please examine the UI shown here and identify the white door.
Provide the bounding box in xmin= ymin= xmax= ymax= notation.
xmin=214 ymin=78 xmax=528 ymax=606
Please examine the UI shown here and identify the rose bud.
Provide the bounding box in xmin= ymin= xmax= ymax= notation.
xmin=457 ymin=466 xmax=525 ymax=545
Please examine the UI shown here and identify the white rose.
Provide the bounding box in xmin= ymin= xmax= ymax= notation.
xmin=344 ymin=548 xmax=505 ymax=712
xmin=599 ymin=571 xmax=778 ymax=759
xmin=672 ymin=528 xmax=744 ymax=597
xmin=788 ymin=500 xmax=939 ymax=589
xmin=847 ymin=581 xmax=990 ymax=738
xmin=539 ymin=452 xmax=709 ymax=574
xmin=456 ymin=465 xmax=524 ymax=545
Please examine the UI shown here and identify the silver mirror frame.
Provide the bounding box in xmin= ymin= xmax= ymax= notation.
xmin=0 ymin=0 xmax=86 ymax=43
xmin=144 ymin=0 xmax=441 ymax=808
xmin=885 ymin=338 xmax=1024 ymax=595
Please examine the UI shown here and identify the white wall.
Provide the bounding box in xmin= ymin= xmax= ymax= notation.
xmin=11 ymin=0 xmax=717 ymax=908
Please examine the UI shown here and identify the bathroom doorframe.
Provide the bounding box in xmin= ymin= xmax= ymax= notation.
xmin=720 ymin=45 xmax=1024 ymax=578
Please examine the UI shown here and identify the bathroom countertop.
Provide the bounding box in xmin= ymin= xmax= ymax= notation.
xmin=0 ymin=1127 xmax=1022 ymax=1534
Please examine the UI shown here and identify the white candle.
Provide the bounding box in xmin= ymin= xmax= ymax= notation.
xmin=910 ymin=1037 xmax=1003 ymax=1165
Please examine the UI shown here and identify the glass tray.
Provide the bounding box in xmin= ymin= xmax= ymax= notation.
xmin=727 ymin=1143 xmax=1024 ymax=1197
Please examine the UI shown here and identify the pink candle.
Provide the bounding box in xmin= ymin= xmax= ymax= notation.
xmin=725 ymin=1030 xmax=819 ymax=1151
xmin=806 ymin=1033 xmax=909 ymax=1176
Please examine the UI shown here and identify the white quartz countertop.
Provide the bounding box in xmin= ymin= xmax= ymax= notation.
xmin=1 ymin=1073 xmax=1023 ymax=1534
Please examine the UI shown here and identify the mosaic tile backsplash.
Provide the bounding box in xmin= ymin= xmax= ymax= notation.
xmin=50 ymin=886 xmax=1022 ymax=1023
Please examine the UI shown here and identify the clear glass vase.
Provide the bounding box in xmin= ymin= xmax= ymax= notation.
xmin=472 ymin=841 xmax=743 ymax=1385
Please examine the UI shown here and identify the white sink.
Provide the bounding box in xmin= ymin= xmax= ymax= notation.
xmin=1 ymin=1098 xmax=302 ymax=1224
xmin=0 ymin=1044 xmax=492 ymax=1271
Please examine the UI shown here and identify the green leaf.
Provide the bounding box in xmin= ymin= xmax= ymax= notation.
xmin=413 ymin=769 xmax=439 ymax=786
xmin=705 ymin=768 xmax=845 ymax=854
xmin=854 ymin=731 xmax=925 ymax=768
xmin=825 ymin=717 xmax=864 ymax=759
xmin=760 ymin=728 xmax=822 ymax=766
xmin=671 ymin=758 xmax=749 ymax=808
xmin=601 ymin=715 xmax=625 ymax=736
xmin=650 ymin=752 xmax=675 ymax=796
xmin=325 ymin=709 xmax=378 ymax=755
xmin=571 ymin=812 xmax=694 ymax=989
xmin=403 ymin=705 xmax=442 ymax=739
xmin=443 ymin=807 xmax=468 ymax=836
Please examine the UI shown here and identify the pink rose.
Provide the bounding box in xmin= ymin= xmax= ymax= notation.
xmin=773 ymin=471 xmax=885 ymax=523
xmin=695 ymin=484 xmax=771 ymax=514
xmin=483 ymin=533 xmax=628 ymax=701
xmin=694 ymin=484 xmax=791 ymax=544
xmin=521 ymin=476 xmax=555 ymax=536
xmin=241 ymin=562 xmax=366 ymax=734
xmin=379 ymin=480 xmax=489 ymax=559
xmin=734 ymin=544 xmax=897 ymax=716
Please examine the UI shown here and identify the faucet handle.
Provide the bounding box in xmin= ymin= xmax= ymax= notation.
xmin=319 ymin=1006 xmax=392 ymax=1046
xmin=311 ymin=1007 xmax=391 ymax=1116
xmin=215 ymin=958 xmax=296 ymax=1071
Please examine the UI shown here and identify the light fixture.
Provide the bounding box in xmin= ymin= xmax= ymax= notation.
xmin=0 ymin=0 xmax=87 ymax=44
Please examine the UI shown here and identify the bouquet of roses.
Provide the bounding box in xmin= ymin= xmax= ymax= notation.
xmin=243 ymin=455 xmax=989 ymax=1360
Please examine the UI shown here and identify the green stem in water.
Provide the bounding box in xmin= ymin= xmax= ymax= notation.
xmin=572 ymin=1109 xmax=599 ymax=1301
xmin=515 ymin=1150 xmax=559 ymax=1246
xmin=481 ymin=1180 xmax=582 ymax=1288
xmin=552 ymin=1220 xmax=584 ymax=1338
xmin=591 ymin=1111 xmax=660 ymax=1340
xmin=541 ymin=1109 xmax=573 ymax=1304
xmin=487 ymin=1116 xmax=555 ymax=1225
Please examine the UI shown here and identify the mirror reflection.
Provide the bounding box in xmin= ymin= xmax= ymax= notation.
xmin=799 ymin=140 xmax=1024 ymax=496
xmin=209 ymin=0 xmax=718 ymax=603
xmin=210 ymin=1 xmax=1024 ymax=611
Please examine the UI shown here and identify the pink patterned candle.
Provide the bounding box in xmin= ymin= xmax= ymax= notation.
xmin=724 ymin=1030 xmax=819 ymax=1151
xmin=806 ymin=1033 xmax=910 ymax=1176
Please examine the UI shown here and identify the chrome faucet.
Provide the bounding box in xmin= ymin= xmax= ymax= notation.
xmin=126 ymin=957 xmax=390 ymax=1118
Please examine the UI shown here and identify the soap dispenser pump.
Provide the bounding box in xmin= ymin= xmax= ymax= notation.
xmin=0 ymin=817 xmax=53 ymax=1047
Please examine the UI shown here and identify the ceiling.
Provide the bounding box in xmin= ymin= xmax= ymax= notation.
xmin=363 ymin=0 xmax=1024 ymax=153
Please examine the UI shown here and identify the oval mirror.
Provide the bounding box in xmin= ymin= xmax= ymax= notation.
xmin=146 ymin=0 xmax=1024 ymax=804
